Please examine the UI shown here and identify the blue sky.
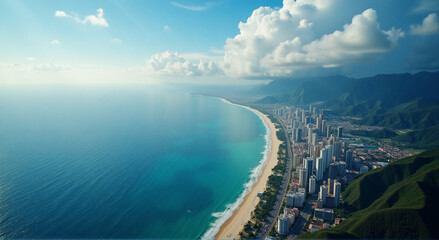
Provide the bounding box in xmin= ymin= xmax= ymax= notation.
xmin=0 ymin=0 xmax=280 ymax=66
xmin=1 ymin=0 xmax=438 ymax=84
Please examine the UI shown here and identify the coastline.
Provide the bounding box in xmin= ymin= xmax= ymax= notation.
xmin=213 ymin=99 xmax=282 ymax=239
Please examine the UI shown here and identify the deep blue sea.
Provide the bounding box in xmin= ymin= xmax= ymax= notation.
xmin=0 ymin=84 xmax=268 ymax=238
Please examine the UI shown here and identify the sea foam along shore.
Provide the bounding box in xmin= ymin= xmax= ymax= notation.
xmin=201 ymin=98 xmax=281 ymax=239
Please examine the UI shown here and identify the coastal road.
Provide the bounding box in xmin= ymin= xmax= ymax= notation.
xmin=257 ymin=114 xmax=293 ymax=239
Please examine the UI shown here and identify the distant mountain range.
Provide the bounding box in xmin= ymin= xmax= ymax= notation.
xmin=254 ymin=71 xmax=439 ymax=149
xmin=255 ymin=75 xmax=355 ymax=105
xmin=299 ymin=150 xmax=439 ymax=239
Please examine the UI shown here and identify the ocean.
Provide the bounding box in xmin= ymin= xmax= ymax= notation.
xmin=0 ymin=84 xmax=268 ymax=238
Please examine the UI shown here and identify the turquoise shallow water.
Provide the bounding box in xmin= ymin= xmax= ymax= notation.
xmin=0 ymin=84 xmax=267 ymax=238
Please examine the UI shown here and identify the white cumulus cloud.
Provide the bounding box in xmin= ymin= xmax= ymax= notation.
xmin=83 ymin=8 xmax=108 ymax=27
xmin=147 ymin=51 xmax=220 ymax=76
xmin=222 ymin=1 xmax=403 ymax=77
xmin=148 ymin=0 xmax=412 ymax=79
xmin=51 ymin=40 xmax=60 ymax=45
xmin=411 ymin=13 xmax=439 ymax=35
xmin=301 ymin=9 xmax=403 ymax=67
xmin=54 ymin=8 xmax=108 ymax=27
xmin=299 ymin=19 xmax=313 ymax=29
xmin=55 ymin=10 xmax=68 ymax=17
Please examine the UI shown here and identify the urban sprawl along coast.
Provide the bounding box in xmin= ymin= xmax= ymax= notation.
xmin=247 ymin=105 xmax=414 ymax=238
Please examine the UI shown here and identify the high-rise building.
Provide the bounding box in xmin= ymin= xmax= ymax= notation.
xmin=334 ymin=180 xmax=341 ymax=207
xmin=292 ymin=128 xmax=297 ymax=141
xmin=312 ymin=133 xmax=318 ymax=146
xmin=339 ymin=161 xmax=346 ymax=176
xmin=294 ymin=191 xmax=305 ymax=207
xmin=316 ymin=117 xmax=322 ymax=135
xmin=309 ymin=128 xmax=319 ymax=145
xmin=319 ymin=185 xmax=327 ymax=205
xmin=328 ymin=135 xmax=335 ymax=145
xmin=308 ymin=127 xmax=313 ymax=144
xmin=309 ymin=176 xmax=316 ymax=194
xmin=327 ymin=145 xmax=334 ymax=163
xmin=296 ymin=128 xmax=302 ymax=142
xmin=306 ymin=158 xmax=313 ymax=179
xmin=293 ymin=120 xmax=299 ymax=129
xmin=326 ymin=126 xmax=331 ymax=138
xmin=328 ymin=179 xmax=335 ymax=195
xmin=329 ymin=163 xmax=338 ymax=179
xmin=305 ymin=116 xmax=310 ymax=125
xmin=284 ymin=207 xmax=295 ymax=227
xmin=299 ymin=167 xmax=308 ymax=189
xmin=345 ymin=149 xmax=353 ymax=169
xmin=296 ymin=109 xmax=302 ymax=123
xmin=322 ymin=120 xmax=327 ymax=136
xmin=334 ymin=141 xmax=342 ymax=160
xmin=316 ymin=157 xmax=324 ymax=181
xmin=277 ymin=215 xmax=290 ymax=235
xmin=313 ymin=145 xmax=321 ymax=158
xmin=320 ymin=148 xmax=328 ymax=170
xmin=309 ymin=145 xmax=315 ymax=158
xmin=338 ymin=127 xmax=343 ymax=137
xmin=286 ymin=191 xmax=295 ymax=207
xmin=302 ymin=111 xmax=307 ymax=124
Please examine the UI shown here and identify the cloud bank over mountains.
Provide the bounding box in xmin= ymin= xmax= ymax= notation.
xmin=223 ymin=7 xmax=403 ymax=77
xmin=148 ymin=0 xmax=439 ymax=79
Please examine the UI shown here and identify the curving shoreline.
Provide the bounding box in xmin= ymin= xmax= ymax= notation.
xmin=213 ymin=99 xmax=282 ymax=239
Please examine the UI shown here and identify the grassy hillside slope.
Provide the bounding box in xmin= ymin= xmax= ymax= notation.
xmin=348 ymin=128 xmax=397 ymax=138
xmin=392 ymin=125 xmax=439 ymax=149
xmin=353 ymin=98 xmax=439 ymax=129
xmin=299 ymin=150 xmax=439 ymax=239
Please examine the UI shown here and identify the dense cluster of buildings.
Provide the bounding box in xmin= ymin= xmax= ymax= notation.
xmin=272 ymin=106 xmax=373 ymax=235
xmin=277 ymin=207 xmax=299 ymax=235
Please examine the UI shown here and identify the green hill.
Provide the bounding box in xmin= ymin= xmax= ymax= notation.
xmin=299 ymin=150 xmax=439 ymax=239
xmin=392 ymin=125 xmax=439 ymax=149
xmin=353 ymin=98 xmax=439 ymax=129
xmin=328 ymin=72 xmax=439 ymax=115
xmin=288 ymin=76 xmax=356 ymax=105
xmin=256 ymin=71 xmax=439 ymax=107
xmin=349 ymin=128 xmax=397 ymax=139
xmin=255 ymin=76 xmax=356 ymax=104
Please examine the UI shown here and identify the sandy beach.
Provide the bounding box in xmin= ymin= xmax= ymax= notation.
xmin=215 ymin=99 xmax=282 ymax=239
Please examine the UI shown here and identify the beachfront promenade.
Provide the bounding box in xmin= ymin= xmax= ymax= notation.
xmin=257 ymin=115 xmax=293 ymax=239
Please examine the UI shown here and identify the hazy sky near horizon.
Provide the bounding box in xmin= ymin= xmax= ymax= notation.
xmin=1 ymin=0 xmax=438 ymax=84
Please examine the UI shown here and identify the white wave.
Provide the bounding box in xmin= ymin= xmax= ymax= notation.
xmin=201 ymin=102 xmax=272 ymax=239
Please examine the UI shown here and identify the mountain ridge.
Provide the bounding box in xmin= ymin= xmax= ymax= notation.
xmin=255 ymin=71 xmax=439 ymax=149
